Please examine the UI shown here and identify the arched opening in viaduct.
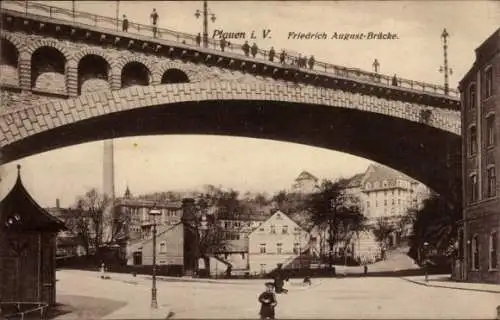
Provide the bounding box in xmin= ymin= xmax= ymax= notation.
xmin=161 ymin=69 xmax=190 ymax=84
xmin=30 ymin=46 xmax=66 ymax=93
xmin=0 ymin=39 xmax=19 ymax=86
xmin=77 ymin=54 xmax=110 ymax=94
xmin=121 ymin=61 xmax=151 ymax=88
xmin=1 ymin=99 xmax=461 ymax=202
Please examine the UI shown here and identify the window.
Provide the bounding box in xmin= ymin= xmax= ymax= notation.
xmin=241 ymin=252 xmax=246 ymax=259
xmin=392 ymin=199 xmax=395 ymax=205
xmin=485 ymin=67 xmax=493 ymax=98
xmin=398 ymin=199 xmax=401 ymax=205
xmin=276 ymin=243 xmax=283 ymax=254
xmin=469 ymin=174 xmax=478 ymax=203
xmin=472 ymin=235 xmax=479 ymax=271
xmin=469 ymin=126 xmax=477 ymax=155
xmin=375 ymin=201 xmax=378 ymax=207
xmin=384 ymin=200 xmax=387 ymax=206
xmin=469 ymin=84 xmax=476 ymax=110
xmin=259 ymin=227 xmax=265 ymax=232
xmin=293 ymin=243 xmax=300 ymax=254
xmin=159 ymin=241 xmax=166 ymax=254
xmin=487 ymin=167 xmax=496 ymax=198
xmin=276 ymin=213 xmax=282 ymax=220
xmin=260 ymin=243 xmax=266 ymax=253
xmin=383 ymin=180 xmax=388 ymax=188
xmin=490 ymin=231 xmax=497 ymax=270
xmin=282 ymin=226 xmax=288 ymax=234
xmin=486 ymin=115 xmax=496 ymax=147
xmin=270 ymin=225 xmax=276 ymax=234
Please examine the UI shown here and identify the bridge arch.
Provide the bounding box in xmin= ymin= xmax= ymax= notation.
xmin=0 ymin=38 xmax=20 ymax=86
xmin=77 ymin=54 xmax=111 ymax=94
xmin=30 ymin=46 xmax=67 ymax=94
xmin=0 ymin=82 xmax=460 ymax=200
xmin=120 ymin=61 xmax=152 ymax=88
xmin=161 ymin=68 xmax=190 ymax=84
xmin=155 ymin=62 xmax=202 ymax=83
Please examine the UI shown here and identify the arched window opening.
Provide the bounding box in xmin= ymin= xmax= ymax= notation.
xmin=78 ymin=54 xmax=110 ymax=94
xmin=31 ymin=46 xmax=66 ymax=93
xmin=121 ymin=61 xmax=150 ymax=88
xmin=161 ymin=68 xmax=190 ymax=84
xmin=0 ymin=39 xmax=19 ymax=86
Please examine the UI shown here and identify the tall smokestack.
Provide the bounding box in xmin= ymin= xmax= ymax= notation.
xmin=56 ymin=198 xmax=60 ymax=208
xmin=103 ymin=139 xmax=115 ymax=199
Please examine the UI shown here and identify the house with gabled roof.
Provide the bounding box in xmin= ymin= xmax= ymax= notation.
xmin=248 ymin=210 xmax=313 ymax=275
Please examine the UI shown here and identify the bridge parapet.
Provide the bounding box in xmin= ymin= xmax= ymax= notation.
xmin=1 ymin=0 xmax=460 ymax=100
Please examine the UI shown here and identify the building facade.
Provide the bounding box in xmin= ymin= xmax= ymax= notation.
xmin=459 ymin=28 xmax=499 ymax=284
xmin=248 ymin=210 xmax=311 ymax=275
xmin=292 ymin=171 xmax=319 ymax=194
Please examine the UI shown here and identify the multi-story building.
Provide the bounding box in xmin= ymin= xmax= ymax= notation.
xmin=248 ymin=210 xmax=312 ymax=275
xmin=361 ymin=164 xmax=431 ymax=221
xmin=459 ymin=28 xmax=499 ymax=284
xmin=114 ymin=188 xmax=183 ymax=241
xmin=292 ymin=171 xmax=319 ymax=194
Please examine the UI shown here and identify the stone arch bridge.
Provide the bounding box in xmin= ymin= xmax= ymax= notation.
xmin=0 ymin=2 xmax=461 ymax=201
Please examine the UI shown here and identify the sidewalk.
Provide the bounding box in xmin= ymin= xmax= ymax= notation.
xmin=403 ymin=274 xmax=500 ymax=294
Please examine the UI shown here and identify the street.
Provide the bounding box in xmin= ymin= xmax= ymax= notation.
xmin=55 ymin=270 xmax=500 ymax=319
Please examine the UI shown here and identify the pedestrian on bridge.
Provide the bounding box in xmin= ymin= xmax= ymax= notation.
xmin=196 ymin=33 xmax=201 ymax=46
xmin=150 ymin=8 xmax=159 ymax=38
xmin=308 ymin=55 xmax=315 ymax=70
xmin=269 ymin=47 xmax=276 ymax=62
xmin=220 ymin=37 xmax=227 ymax=52
xmin=242 ymin=41 xmax=250 ymax=56
xmin=251 ymin=42 xmax=259 ymax=58
xmin=122 ymin=15 xmax=129 ymax=32
xmin=279 ymin=50 xmax=286 ymax=64
xmin=392 ymin=74 xmax=398 ymax=86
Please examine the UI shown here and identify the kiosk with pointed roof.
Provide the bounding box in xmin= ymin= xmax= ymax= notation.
xmin=0 ymin=165 xmax=66 ymax=308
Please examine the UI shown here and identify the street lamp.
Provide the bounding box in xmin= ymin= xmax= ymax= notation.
xmin=439 ymin=28 xmax=453 ymax=95
xmin=149 ymin=208 xmax=161 ymax=309
xmin=423 ymin=241 xmax=429 ymax=283
xmin=198 ymin=213 xmax=209 ymax=277
xmin=194 ymin=0 xmax=216 ymax=48
xmin=328 ymin=199 xmax=338 ymax=272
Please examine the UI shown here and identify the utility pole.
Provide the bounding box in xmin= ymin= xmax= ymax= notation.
xmin=439 ymin=28 xmax=453 ymax=95
xmin=116 ymin=1 xmax=119 ymax=31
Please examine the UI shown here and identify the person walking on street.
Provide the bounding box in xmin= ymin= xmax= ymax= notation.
xmin=272 ymin=263 xmax=288 ymax=294
xmin=279 ymin=50 xmax=286 ymax=64
xmin=308 ymin=55 xmax=315 ymax=70
xmin=251 ymin=42 xmax=259 ymax=58
xmin=268 ymin=47 xmax=276 ymax=62
xmin=150 ymin=8 xmax=159 ymax=38
xmin=196 ymin=33 xmax=201 ymax=46
xmin=100 ymin=262 xmax=106 ymax=279
xmin=258 ymin=282 xmax=277 ymax=320
xmin=242 ymin=41 xmax=250 ymax=56
xmin=122 ymin=14 xmax=129 ymax=32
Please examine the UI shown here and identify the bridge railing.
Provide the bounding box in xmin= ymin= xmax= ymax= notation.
xmin=1 ymin=0 xmax=459 ymax=98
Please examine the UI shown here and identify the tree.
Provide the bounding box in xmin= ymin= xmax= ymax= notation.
xmin=304 ymin=179 xmax=366 ymax=266
xmin=372 ymin=217 xmax=396 ymax=248
xmin=68 ymin=189 xmax=113 ymax=255
xmin=407 ymin=193 xmax=461 ymax=264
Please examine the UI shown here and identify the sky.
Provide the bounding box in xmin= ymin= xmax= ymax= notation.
xmin=0 ymin=1 xmax=499 ymax=208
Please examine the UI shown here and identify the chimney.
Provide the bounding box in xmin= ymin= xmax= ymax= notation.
xmin=56 ymin=198 xmax=60 ymax=208
xmin=181 ymin=198 xmax=196 ymax=222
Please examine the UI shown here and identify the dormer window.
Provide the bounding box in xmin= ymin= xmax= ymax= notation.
xmin=366 ymin=183 xmax=371 ymax=189
xmin=382 ymin=180 xmax=388 ymax=188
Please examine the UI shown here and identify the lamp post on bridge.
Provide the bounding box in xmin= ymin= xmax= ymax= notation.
xmin=195 ymin=0 xmax=217 ymax=48
xmin=149 ymin=208 xmax=161 ymax=309
xmin=423 ymin=241 xmax=430 ymax=283
xmin=439 ymin=28 xmax=453 ymax=95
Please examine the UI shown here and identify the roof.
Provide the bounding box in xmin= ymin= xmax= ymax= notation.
xmin=362 ymin=164 xmax=415 ymax=189
xmin=219 ymin=239 xmax=248 ymax=253
xmin=295 ymin=171 xmax=318 ymax=182
xmin=115 ymin=198 xmax=182 ymax=209
xmin=346 ymin=173 xmax=364 ymax=188
xmin=0 ymin=165 xmax=66 ymax=232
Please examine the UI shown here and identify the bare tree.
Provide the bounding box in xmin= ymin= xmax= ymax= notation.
xmin=70 ymin=189 xmax=113 ymax=255
xmin=372 ymin=217 xmax=396 ymax=248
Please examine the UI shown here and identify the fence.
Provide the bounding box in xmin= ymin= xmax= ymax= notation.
xmin=0 ymin=302 xmax=49 ymax=320
xmin=0 ymin=1 xmax=459 ymax=98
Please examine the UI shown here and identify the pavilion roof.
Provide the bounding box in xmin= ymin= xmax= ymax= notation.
xmin=0 ymin=165 xmax=66 ymax=232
